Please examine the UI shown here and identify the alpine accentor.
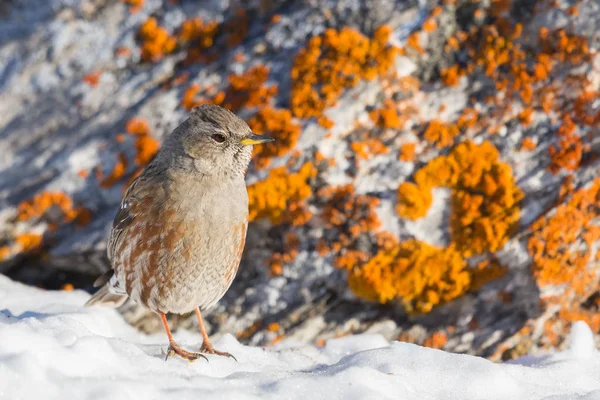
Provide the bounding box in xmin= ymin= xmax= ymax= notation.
xmin=86 ymin=104 xmax=274 ymax=361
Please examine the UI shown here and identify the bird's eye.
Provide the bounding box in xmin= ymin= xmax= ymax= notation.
xmin=211 ymin=133 xmax=226 ymax=143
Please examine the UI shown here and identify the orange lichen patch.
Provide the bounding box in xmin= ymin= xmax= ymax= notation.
xmin=62 ymin=283 xmax=74 ymax=291
xmin=268 ymin=232 xmax=299 ymax=276
xmin=290 ymin=25 xmax=397 ymax=119
xmin=18 ymin=192 xmax=74 ymax=222
xmin=122 ymin=0 xmax=144 ymax=13
xmin=350 ymin=139 xmax=389 ymax=161
xmin=469 ymin=259 xmax=508 ymax=291
xmin=15 ymin=233 xmax=43 ymax=253
xmin=456 ymin=108 xmax=479 ymax=130
xmin=348 ymin=239 xmax=470 ymax=313
xmin=83 ymin=71 xmax=102 ymax=87
xmin=369 ymin=101 xmax=403 ymax=129
xmin=77 ymin=170 xmax=89 ymax=178
xmin=74 ymin=207 xmax=93 ymax=227
xmin=99 ymin=152 xmax=128 ymax=188
xmin=0 ymin=246 xmax=11 ymax=261
xmin=267 ymin=322 xmax=281 ymax=332
xmin=422 ymin=17 xmax=437 ymax=33
xmin=398 ymin=141 xmax=522 ymax=257
xmin=181 ymin=83 xmax=203 ymax=111
xmin=548 ymin=114 xmax=584 ymax=174
xmin=125 ymin=118 xmax=150 ymax=136
xmin=423 ymin=331 xmax=448 ymax=349
xmin=138 ymin=17 xmax=176 ymax=62
xmin=178 ymin=18 xmax=218 ymax=47
xmin=225 ymin=8 xmax=249 ymax=48
xmin=236 ymin=321 xmax=262 ymax=340
xmin=317 ymin=116 xmax=335 ymax=129
xmin=528 ymin=178 xmax=600 ymax=293
xmin=396 ymin=182 xmax=432 ymax=220
xmin=406 ymin=32 xmax=424 ymax=54
xmin=423 ymin=120 xmax=460 ymax=149
xmin=216 ymin=65 xmax=278 ymax=111
xmin=539 ymin=28 xmax=590 ymax=64
xmin=115 ymin=46 xmax=131 ymax=57
xmin=178 ymin=18 xmax=219 ymax=63
xmin=320 ymin=184 xmax=381 ymax=244
xmin=399 ymin=142 xmax=416 ymax=162
xmin=125 ymin=118 xmax=160 ymax=166
xmin=440 ymin=65 xmax=461 ymax=86
xmin=247 ymin=107 xmax=301 ymax=170
xmin=520 ymin=137 xmax=536 ymax=151
xmin=518 ymin=108 xmax=533 ymax=126
xmin=247 ymin=162 xmax=317 ymax=225
xmin=133 ymin=135 xmax=159 ymax=166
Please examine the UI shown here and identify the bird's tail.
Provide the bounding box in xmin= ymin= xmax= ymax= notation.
xmin=84 ymin=284 xmax=128 ymax=308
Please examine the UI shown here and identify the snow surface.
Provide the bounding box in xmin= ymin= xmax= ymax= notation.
xmin=1 ymin=275 xmax=599 ymax=400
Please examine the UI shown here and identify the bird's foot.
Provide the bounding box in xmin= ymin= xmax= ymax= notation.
xmin=200 ymin=342 xmax=237 ymax=361
xmin=165 ymin=341 xmax=208 ymax=362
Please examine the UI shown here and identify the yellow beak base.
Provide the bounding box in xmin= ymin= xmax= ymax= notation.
xmin=240 ymin=133 xmax=275 ymax=146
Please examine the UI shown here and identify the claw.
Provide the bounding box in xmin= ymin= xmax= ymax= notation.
xmin=200 ymin=343 xmax=237 ymax=361
xmin=166 ymin=342 xmax=208 ymax=362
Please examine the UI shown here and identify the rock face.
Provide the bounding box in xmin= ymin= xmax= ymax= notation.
xmin=1 ymin=0 xmax=600 ymax=359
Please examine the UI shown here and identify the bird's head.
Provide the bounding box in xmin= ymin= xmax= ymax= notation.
xmin=165 ymin=104 xmax=274 ymax=177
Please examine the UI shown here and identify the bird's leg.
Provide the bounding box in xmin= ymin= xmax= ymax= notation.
xmin=195 ymin=307 xmax=237 ymax=361
xmin=160 ymin=313 xmax=207 ymax=362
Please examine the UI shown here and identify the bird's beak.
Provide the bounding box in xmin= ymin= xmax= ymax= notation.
xmin=240 ymin=133 xmax=275 ymax=146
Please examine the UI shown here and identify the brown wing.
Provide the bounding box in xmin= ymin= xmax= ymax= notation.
xmin=107 ymin=162 xmax=164 ymax=264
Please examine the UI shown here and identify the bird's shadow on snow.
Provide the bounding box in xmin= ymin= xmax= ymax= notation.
xmin=0 ymin=308 xmax=53 ymax=321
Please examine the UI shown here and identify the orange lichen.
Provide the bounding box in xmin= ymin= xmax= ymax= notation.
xmin=469 ymin=259 xmax=508 ymax=291
xmin=217 ymin=65 xmax=278 ymax=111
xmin=178 ymin=18 xmax=218 ymax=47
xmin=247 ymin=162 xmax=317 ymax=225
xmin=369 ymin=101 xmax=403 ymax=129
xmin=225 ymin=8 xmax=249 ymax=48
xmin=423 ymin=332 xmax=448 ymax=349
xmin=548 ymin=114 xmax=583 ymax=174
xmin=528 ymin=178 xmax=600 ymax=292
xmin=247 ymin=107 xmax=301 ymax=170
xmin=268 ymin=232 xmax=299 ymax=276
xmin=320 ymin=184 xmax=381 ymax=243
xmin=15 ymin=233 xmax=43 ymax=253
xmin=134 ymin=135 xmax=160 ymax=166
xmin=138 ymin=17 xmax=176 ymax=62
xmin=422 ymin=17 xmax=437 ymax=33
xmin=99 ymin=152 xmax=128 ymax=188
xmin=125 ymin=118 xmax=160 ymax=166
xmin=406 ymin=32 xmax=424 ymax=54
xmin=398 ymin=141 xmax=522 ymax=256
xmin=399 ymin=142 xmax=416 ymax=162
xmin=0 ymin=246 xmax=11 ymax=261
xmin=290 ymin=26 xmax=397 ymax=119
xmin=520 ymin=137 xmax=536 ymax=151
xmin=350 ymin=139 xmax=389 ymax=161
xmin=122 ymin=0 xmax=144 ymax=13
xmin=181 ymin=83 xmax=203 ymax=111
xmin=396 ymin=182 xmax=432 ymax=220
xmin=178 ymin=18 xmax=219 ymax=63
xmin=125 ymin=118 xmax=150 ymax=136
xmin=348 ymin=239 xmax=470 ymax=313
xmin=423 ymin=120 xmax=460 ymax=149
xmin=317 ymin=116 xmax=335 ymax=129
xmin=18 ymin=192 xmax=75 ymax=222
xmin=83 ymin=71 xmax=102 ymax=87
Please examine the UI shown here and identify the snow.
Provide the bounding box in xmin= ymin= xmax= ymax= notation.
xmin=1 ymin=275 xmax=599 ymax=400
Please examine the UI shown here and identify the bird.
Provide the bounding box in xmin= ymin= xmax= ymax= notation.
xmin=85 ymin=104 xmax=274 ymax=361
